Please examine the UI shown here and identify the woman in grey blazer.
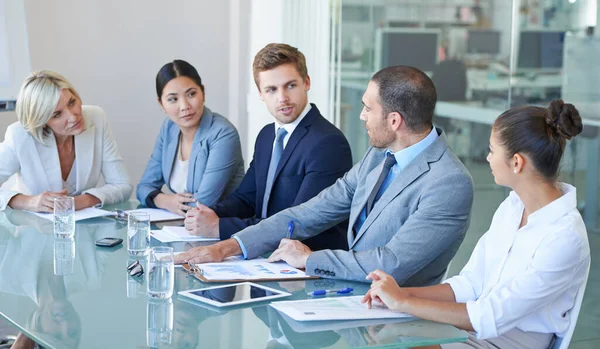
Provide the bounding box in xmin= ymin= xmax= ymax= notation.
xmin=136 ymin=60 xmax=244 ymax=216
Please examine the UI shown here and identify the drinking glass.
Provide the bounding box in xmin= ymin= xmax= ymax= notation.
xmin=147 ymin=246 xmax=174 ymax=299
xmin=127 ymin=212 xmax=150 ymax=256
xmin=53 ymin=196 xmax=75 ymax=238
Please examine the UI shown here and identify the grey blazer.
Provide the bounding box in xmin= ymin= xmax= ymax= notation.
xmin=235 ymin=128 xmax=474 ymax=285
xmin=136 ymin=107 xmax=245 ymax=208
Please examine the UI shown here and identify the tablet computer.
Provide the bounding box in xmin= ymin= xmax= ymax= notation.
xmin=178 ymin=282 xmax=291 ymax=308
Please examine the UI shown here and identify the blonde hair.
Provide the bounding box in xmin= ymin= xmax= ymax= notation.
xmin=16 ymin=70 xmax=81 ymax=144
xmin=252 ymin=43 xmax=308 ymax=89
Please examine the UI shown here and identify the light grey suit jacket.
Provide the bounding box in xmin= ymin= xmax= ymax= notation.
xmin=235 ymin=128 xmax=474 ymax=285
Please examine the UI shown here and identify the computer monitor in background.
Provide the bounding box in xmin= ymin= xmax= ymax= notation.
xmin=517 ymin=30 xmax=566 ymax=71
xmin=467 ymin=29 xmax=501 ymax=55
xmin=375 ymin=28 xmax=440 ymax=73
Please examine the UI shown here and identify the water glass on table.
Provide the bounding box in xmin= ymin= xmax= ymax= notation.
xmin=53 ymin=196 xmax=75 ymax=238
xmin=127 ymin=212 xmax=150 ymax=256
xmin=147 ymin=246 xmax=175 ymax=299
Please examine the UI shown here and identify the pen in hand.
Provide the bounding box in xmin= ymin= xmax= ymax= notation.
xmin=307 ymin=287 xmax=354 ymax=297
xmin=286 ymin=220 xmax=295 ymax=239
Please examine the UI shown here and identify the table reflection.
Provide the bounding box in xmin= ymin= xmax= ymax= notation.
xmin=0 ymin=211 xmax=115 ymax=348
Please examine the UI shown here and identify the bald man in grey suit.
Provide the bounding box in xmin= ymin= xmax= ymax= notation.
xmin=176 ymin=66 xmax=474 ymax=286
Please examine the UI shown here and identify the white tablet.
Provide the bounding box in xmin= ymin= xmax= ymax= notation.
xmin=178 ymin=282 xmax=291 ymax=308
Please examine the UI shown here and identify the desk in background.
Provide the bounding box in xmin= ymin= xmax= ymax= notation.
xmin=466 ymin=69 xmax=563 ymax=94
xmin=436 ymin=101 xmax=600 ymax=231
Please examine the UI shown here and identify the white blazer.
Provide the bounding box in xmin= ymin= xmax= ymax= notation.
xmin=0 ymin=105 xmax=132 ymax=210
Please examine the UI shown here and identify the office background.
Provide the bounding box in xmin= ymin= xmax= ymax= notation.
xmin=331 ymin=1 xmax=599 ymax=349
xmin=0 ymin=0 xmax=599 ymax=348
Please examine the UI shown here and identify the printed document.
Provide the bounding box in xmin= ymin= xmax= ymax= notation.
xmin=28 ymin=208 xmax=115 ymax=222
xmin=151 ymin=227 xmax=218 ymax=242
xmin=270 ymin=296 xmax=414 ymax=321
xmin=124 ymin=208 xmax=183 ymax=222
xmin=159 ymin=226 xmax=218 ymax=242
xmin=194 ymin=257 xmax=312 ymax=281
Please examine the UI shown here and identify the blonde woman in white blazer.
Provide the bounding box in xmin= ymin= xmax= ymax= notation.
xmin=0 ymin=71 xmax=132 ymax=212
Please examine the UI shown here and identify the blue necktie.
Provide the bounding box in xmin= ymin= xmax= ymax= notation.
xmin=353 ymin=153 xmax=397 ymax=234
xmin=261 ymin=127 xmax=288 ymax=218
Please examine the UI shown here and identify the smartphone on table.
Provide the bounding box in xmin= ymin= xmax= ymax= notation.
xmin=95 ymin=237 xmax=123 ymax=247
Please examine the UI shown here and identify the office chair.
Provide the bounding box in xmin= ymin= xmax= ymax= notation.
xmin=551 ymin=263 xmax=590 ymax=349
xmin=431 ymin=60 xmax=469 ymax=159
xmin=431 ymin=60 xmax=468 ymax=102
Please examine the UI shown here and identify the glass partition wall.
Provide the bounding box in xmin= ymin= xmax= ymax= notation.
xmin=331 ymin=1 xmax=599 ymax=343
xmin=332 ymin=0 xmax=600 ymax=230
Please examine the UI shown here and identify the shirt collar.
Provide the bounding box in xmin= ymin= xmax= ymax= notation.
xmin=387 ymin=127 xmax=438 ymax=171
xmin=274 ymin=103 xmax=312 ymax=137
xmin=510 ymin=183 xmax=577 ymax=226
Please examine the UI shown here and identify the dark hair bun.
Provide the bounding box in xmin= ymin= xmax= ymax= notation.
xmin=546 ymin=99 xmax=583 ymax=140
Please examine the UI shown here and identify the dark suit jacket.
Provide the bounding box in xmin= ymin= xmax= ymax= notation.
xmin=211 ymin=104 xmax=352 ymax=251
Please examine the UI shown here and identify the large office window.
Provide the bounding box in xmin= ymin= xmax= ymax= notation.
xmin=333 ymin=0 xmax=514 ymax=165
xmin=331 ymin=1 xmax=599 ymax=344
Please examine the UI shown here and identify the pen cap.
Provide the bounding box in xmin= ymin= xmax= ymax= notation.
xmin=337 ymin=287 xmax=353 ymax=293
xmin=310 ymin=290 xmax=327 ymax=296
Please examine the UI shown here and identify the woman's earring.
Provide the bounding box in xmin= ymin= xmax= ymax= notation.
xmin=513 ymin=169 xmax=517 ymax=174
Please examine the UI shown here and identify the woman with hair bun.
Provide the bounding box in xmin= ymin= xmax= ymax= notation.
xmin=361 ymin=100 xmax=590 ymax=349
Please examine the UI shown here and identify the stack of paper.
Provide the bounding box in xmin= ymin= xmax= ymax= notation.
xmin=28 ymin=207 xmax=116 ymax=221
xmin=123 ymin=208 xmax=183 ymax=222
xmin=153 ymin=250 xmax=186 ymax=268
xmin=270 ymin=296 xmax=414 ymax=322
xmin=151 ymin=226 xmax=219 ymax=242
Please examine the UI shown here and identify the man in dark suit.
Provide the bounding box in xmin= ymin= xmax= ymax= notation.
xmin=184 ymin=43 xmax=352 ymax=252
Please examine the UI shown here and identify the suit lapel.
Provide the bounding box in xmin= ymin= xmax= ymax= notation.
xmin=74 ymin=124 xmax=96 ymax=192
xmin=273 ymin=127 xmax=307 ymax=179
xmin=351 ymin=160 xmax=429 ymax=248
xmin=350 ymin=128 xmax=449 ymax=248
xmin=272 ymin=106 xmax=318 ymax=181
xmin=187 ymin=108 xmax=214 ymax=192
xmin=347 ymin=153 xmax=385 ymax=239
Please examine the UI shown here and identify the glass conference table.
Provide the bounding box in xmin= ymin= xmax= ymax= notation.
xmin=0 ymin=202 xmax=468 ymax=349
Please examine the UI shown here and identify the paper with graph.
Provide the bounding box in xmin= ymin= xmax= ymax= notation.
xmin=183 ymin=256 xmax=317 ymax=282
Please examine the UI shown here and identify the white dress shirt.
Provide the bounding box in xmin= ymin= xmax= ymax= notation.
xmin=445 ymin=183 xmax=590 ymax=339
xmin=273 ymin=102 xmax=311 ymax=150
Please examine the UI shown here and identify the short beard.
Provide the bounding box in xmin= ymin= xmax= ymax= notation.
xmin=369 ymin=131 xmax=395 ymax=149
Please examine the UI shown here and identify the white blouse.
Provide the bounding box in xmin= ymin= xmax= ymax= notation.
xmin=169 ymin=142 xmax=189 ymax=194
xmin=445 ymin=183 xmax=590 ymax=339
